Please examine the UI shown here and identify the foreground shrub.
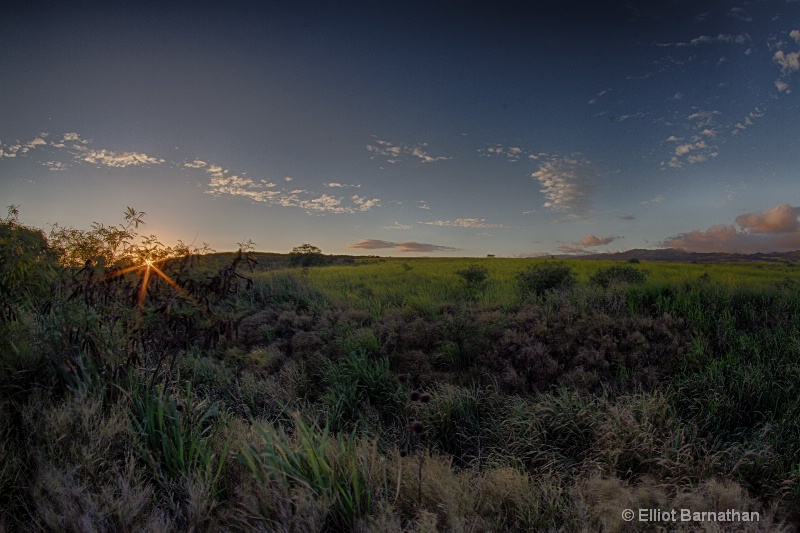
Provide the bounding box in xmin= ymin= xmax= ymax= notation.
xmin=515 ymin=262 xmax=576 ymax=298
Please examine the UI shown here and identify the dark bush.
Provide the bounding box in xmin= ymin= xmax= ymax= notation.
xmin=590 ymin=265 xmax=647 ymax=288
xmin=515 ymin=262 xmax=576 ymax=297
xmin=288 ymin=252 xmax=330 ymax=267
xmin=288 ymin=243 xmax=330 ymax=267
xmin=455 ymin=264 xmax=489 ymax=286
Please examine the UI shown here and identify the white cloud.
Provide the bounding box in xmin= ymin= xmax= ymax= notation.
xmin=410 ymin=145 xmax=450 ymax=163
xmin=0 ymin=146 xmax=17 ymax=158
xmin=775 ymin=80 xmax=790 ymax=92
xmin=421 ymin=218 xmax=505 ymax=228
xmin=675 ymin=140 xmax=706 ymax=156
xmin=791 ymin=30 xmax=800 ymax=45
xmin=732 ymin=107 xmax=765 ymax=135
xmin=21 ymin=136 xmax=48 ymax=153
xmin=42 ymin=161 xmax=66 ymax=171
xmin=2 ymin=135 xmax=49 ymax=158
xmin=183 ymin=160 xmax=207 ymax=169
xmin=531 ymin=156 xmax=595 ymax=216
xmin=774 ymin=50 xmax=800 ymax=74
xmin=325 ymin=182 xmax=361 ymax=188
xmin=479 ymin=144 xmax=546 ymax=162
xmin=384 ymin=222 xmax=412 ymax=230
xmin=367 ymin=138 xmax=450 ymax=164
xmin=687 ymin=110 xmax=721 ymax=127
xmin=203 ymin=167 xmax=381 ymax=215
xmin=81 ymin=148 xmax=165 ymax=168
xmin=351 ymin=195 xmax=381 ymax=211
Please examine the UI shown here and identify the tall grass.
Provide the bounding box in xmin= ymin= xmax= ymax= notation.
xmin=237 ymin=414 xmax=386 ymax=530
xmin=4 ymin=216 xmax=800 ymax=530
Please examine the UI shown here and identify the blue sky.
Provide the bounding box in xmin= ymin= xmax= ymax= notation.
xmin=2 ymin=1 xmax=799 ymax=256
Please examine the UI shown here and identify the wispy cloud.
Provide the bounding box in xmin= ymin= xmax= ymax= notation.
xmin=325 ymin=182 xmax=361 ymax=188
xmin=660 ymin=33 xmax=751 ymax=47
xmin=620 ymin=214 xmax=636 ymax=220
xmin=205 ymin=173 xmax=381 ymax=214
xmin=2 ymin=132 xmax=165 ymax=170
xmin=384 ymin=222 xmax=413 ymax=230
xmin=366 ymin=138 xmax=450 ymax=164
xmin=580 ymin=234 xmax=617 ymax=246
xmin=662 ymin=111 xmax=723 ymax=168
xmin=660 ymin=203 xmax=800 ymax=253
xmin=348 ymin=239 xmax=460 ymax=252
xmin=478 ymin=144 xmax=546 ymax=162
xmin=1 ymin=133 xmax=49 ymax=158
xmin=639 ymin=194 xmax=664 ymax=206
xmin=728 ymin=7 xmax=752 ymax=22
xmin=531 ymin=155 xmax=596 ymax=216
xmin=771 ymin=29 xmax=800 ymax=93
xmin=556 ymin=234 xmax=618 ymax=254
xmin=352 ymin=195 xmax=380 ymax=211
xmin=42 ymin=161 xmax=66 ymax=171
xmin=732 ymin=107 xmax=765 ymax=134
xmin=82 ymin=149 xmax=165 ymax=167
xmin=587 ymin=89 xmax=609 ymax=105
xmin=421 ymin=218 xmax=506 ymax=228
xmin=3 ymin=130 xmax=383 ymax=216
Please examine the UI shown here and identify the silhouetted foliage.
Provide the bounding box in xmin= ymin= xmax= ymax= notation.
xmin=289 ymin=243 xmax=330 ymax=267
xmin=0 ymin=205 xmax=58 ymax=318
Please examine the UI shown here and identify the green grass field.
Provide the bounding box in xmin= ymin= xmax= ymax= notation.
xmin=3 ymin=216 xmax=800 ymax=531
xmin=299 ymin=256 xmax=800 ymax=312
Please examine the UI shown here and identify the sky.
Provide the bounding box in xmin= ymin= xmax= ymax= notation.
xmin=1 ymin=1 xmax=799 ymax=257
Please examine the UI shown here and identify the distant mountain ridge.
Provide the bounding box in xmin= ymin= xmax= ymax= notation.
xmin=559 ymin=248 xmax=800 ymax=263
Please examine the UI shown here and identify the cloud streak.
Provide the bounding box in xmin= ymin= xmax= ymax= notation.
xmin=348 ymin=239 xmax=460 ymax=253
xmin=366 ymin=138 xmax=450 ymax=164
xmin=421 ymin=218 xmax=506 ymax=228
xmin=557 ymin=234 xmax=618 ymax=254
